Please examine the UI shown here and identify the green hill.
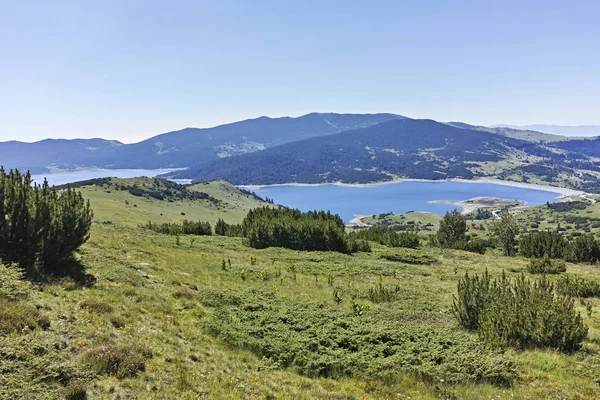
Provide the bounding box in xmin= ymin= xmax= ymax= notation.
xmin=68 ymin=177 xmax=270 ymax=226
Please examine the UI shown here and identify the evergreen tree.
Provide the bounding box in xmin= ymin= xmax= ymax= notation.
xmin=437 ymin=209 xmax=467 ymax=247
xmin=490 ymin=210 xmax=519 ymax=256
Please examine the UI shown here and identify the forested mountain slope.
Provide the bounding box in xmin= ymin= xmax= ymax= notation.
xmin=173 ymin=118 xmax=600 ymax=190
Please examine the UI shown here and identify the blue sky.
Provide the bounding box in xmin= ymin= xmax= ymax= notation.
xmin=1 ymin=0 xmax=599 ymax=142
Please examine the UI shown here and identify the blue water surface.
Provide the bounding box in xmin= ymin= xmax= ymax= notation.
xmin=253 ymin=181 xmax=560 ymax=223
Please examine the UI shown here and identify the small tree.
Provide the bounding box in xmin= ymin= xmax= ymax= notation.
xmin=437 ymin=209 xmax=467 ymax=247
xmin=0 ymin=168 xmax=93 ymax=277
xmin=215 ymin=218 xmax=227 ymax=236
xmin=490 ymin=210 xmax=519 ymax=256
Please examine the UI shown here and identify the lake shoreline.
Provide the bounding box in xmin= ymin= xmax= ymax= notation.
xmin=239 ymin=178 xmax=585 ymax=198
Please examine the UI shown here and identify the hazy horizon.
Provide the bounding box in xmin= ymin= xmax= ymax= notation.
xmin=2 ymin=1 xmax=599 ymax=142
xmin=2 ymin=112 xmax=600 ymax=144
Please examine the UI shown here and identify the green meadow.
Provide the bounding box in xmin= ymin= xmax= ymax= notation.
xmin=3 ymin=177 xmax=600 ymax=399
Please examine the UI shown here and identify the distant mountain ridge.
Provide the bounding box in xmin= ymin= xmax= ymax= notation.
xmin=492 ymin=124 xmax=600 ymax=137
xmin=0 ymin=113 xmax=403 ymax=173
xmin=0 ymin=138 xmax=123 ymax=174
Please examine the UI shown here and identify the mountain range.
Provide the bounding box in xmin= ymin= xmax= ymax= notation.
xmin=171 ymin=118 xmax=600 ymax=192
xmin=493 ymin=124 xmax=600 ymax=137
xmin=2 ymin=113 xmax=600 ymax=192
xmin=0 ymin=113 xmax=401 ymax=173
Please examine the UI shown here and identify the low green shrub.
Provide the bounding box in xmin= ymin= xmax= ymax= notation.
xmin=527 ymin=257 xmax=567 ymax=274
xmin=366 ymin=280 xmax=399 ymax=303
xmin=556 ymin=275 xmax=600 ymax=298
xmin=64 ymin=380 xmax=88 ymax=400
xmin=205 ymin=289 xmax=516 ymax=386
xmin=79 ymin=298 xmax=113 ymax=314
xmin=453 ymin=271 xmax=587 ymax=352
xmin=173 ymin=288 xmax=195 ymax=299
xmin=144 ymin=219 xmax=212 ymax=236
xmin=348 ymin=226 xmax=420 ymax=249
xmin=451 ymin=238 xmax=486 ymax=254
xmin=380 ymin=249 xmax=437 ymax=265
xmin=0 ymin=299 xmax=49 ymax=334
xmin=0 ymin=263 xmax=31 ymax=301
xmin=82 ymin=343 xmax=152 ymax=378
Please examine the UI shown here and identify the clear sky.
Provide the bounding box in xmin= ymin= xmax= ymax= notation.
xmin=1 ymin=0 xmax=599 ymax=143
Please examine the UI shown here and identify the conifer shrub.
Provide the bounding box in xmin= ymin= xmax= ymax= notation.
xmin=348 ymin=226 xmax=420 ymax=248
xmin=241 ymin=207 xmax=369 ymax=253
xmin=380 ymin=249 xmax=437 ymax=264
xmin=366 ymin=280 xmax=400 ymax=303
xmin=451 ymin=238 xmax=487 ymax=254
xmin=214 ymin=218 xmax=243 ymax=237
xmin=567 ymin=233 xmax=600 ymax=263
xmin=0 ymin=263 xmax=31 ymax=301
xmin=526 ymin=256 xmax=567 ymax=274
xmin=453 ymin=271 xmax=587 ymax=352
xmin=0 ymin=168 xmax=93 ymax=277
xmin=144 ymin=219 xmax=212 ymax=235
xmin=205 ymin=289 xmax=517 ymax=386
xmin=519 ymin=230 xmax=567 ymax=259
xmin=556 ymin=275 xmax=600 ymax=298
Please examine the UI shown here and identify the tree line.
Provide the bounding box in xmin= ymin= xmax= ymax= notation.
xmin=436 ymin=208 xmax=600 ymax=263
xmin=144 ymin=220 xmax=212 ymax=236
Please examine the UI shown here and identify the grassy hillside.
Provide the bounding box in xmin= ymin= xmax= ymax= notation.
xmin=174 ymin=119 xmax=600 ymax=192
xmin=71 ymin=177 xmax=269 ymax=226
xmin=3 ymin=178 xmax=600 ymax=399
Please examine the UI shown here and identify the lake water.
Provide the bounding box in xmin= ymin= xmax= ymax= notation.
xmin=31 ymin=169 xmax=192 ymax=187
xmin=252 ymin=181 xmax=561 ymax=223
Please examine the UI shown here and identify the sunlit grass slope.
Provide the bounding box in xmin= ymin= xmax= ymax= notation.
xmin=3 ymin=178 xmax=600 ymax=399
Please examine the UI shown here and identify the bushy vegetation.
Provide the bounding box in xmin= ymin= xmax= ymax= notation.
xmin=144 ymin=219 xmax=212 ymax=235
xmin=348 ymin=226 xmax=420 ymax=248
xmin=437 ymin=210 xmax=467 ymax=247
xmin=214 ymin=218 xmax=243 ymax=237
xmin=453 ymin=271 xmax=587 ymax=352
xmin=205 ymin=289 xmax=517 ymax=386
xmin=81 ymin=343 xmax=152 ymax=379
xmin=0 ymin=299 xmax=49 ymax=334
xmin=241 ymin=207 xmax=370 ymax=253
xmin=556 ymin=275 xmax=600 ymax=298
xmin=468 ymin=208 xmax=494 ymax=220
xmin=519 ymin=230 xmax=568 ymax=259
xmin=547 ymin=201 xmax=588 ymax=212
xmin=526 ymin=256 xmax=567 ymax=274
xmin=567 ymin=233 xmax=600 ymax=263
xmin=0 ymin=168 xmax=93 ymax=277
xmin=450 ymin=238 xmax=487 ymax=254
xmin=380 ymin=249 xmax=438 ymax=264
xmin=490 ymin=210 xmax=519 ymax=256
xmin=366 ymin=280 xmax=400 ymax=302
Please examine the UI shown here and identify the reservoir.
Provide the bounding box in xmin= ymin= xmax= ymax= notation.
xmin=252 ymin=180 xmax=563 ymax=223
